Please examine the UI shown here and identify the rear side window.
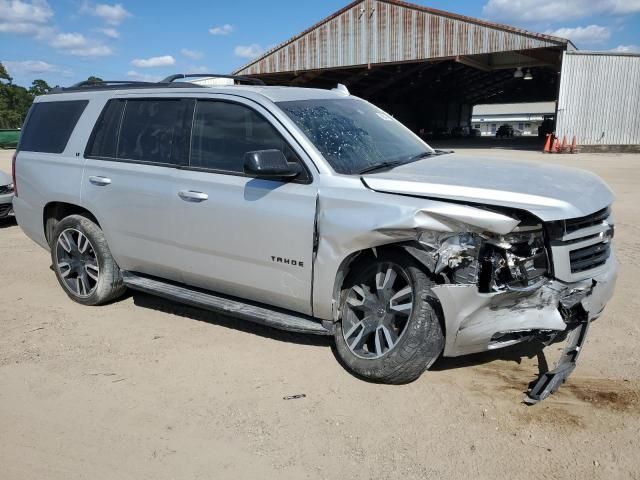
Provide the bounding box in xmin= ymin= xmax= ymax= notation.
xmin=20 ymin=100 xmax=88 ymax=153
xmin=117 ymin=99 xmax=191 ymax=165
xmin=87 ymin=100 xmax=125 ymax=159
xmin=190 ymin=100 xmax=302 ymax=174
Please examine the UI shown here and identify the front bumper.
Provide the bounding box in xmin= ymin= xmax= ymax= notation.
xmin=432 ymin=255 xmax=618 ymax=357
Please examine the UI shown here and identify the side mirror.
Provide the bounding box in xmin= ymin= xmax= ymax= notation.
xmin=243 ymin=150 xmax=301 ymax=180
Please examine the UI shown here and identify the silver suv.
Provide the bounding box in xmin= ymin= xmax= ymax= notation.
xmin=13 ymin=75 xmax=617 ymax=401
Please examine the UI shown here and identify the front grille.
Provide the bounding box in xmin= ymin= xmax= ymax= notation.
xmin=547 ymin=206 xmax=614 ymax=282
xmin=570 ymin=242 xmax=611 ymax=273
xmin=0 ymin=184 xmax=13 ymax=195
xmin=0 ymin=203 xmax=13 ymax=217
xmin=564 ymin=207 xmax=610 ymax=234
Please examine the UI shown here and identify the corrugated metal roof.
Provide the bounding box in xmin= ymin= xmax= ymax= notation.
xmin=565 ymin=50 xmax=640 ymax=58
xmin=473 ymin=102 xmax=556 ymax=116
xmin=233 ymin=0 xmax=570 ymax=76
xmin=556 ymin=51 xmax=640 ymax=145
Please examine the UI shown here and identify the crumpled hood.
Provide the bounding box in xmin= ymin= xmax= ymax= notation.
xmin=362 ymin=154 xmax=614 ymax=222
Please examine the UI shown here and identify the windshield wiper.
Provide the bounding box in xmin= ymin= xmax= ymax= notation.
xmin=405 ymin=151 xmax=437 ymax=163
xmin=357 ymin=160 xmax=407 ymax=175
xmin=357 ymin=150 xmax=446 ymax=175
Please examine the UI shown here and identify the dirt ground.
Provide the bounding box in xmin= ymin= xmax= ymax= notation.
xmin=1 ymin=147 xmax=639 ymax=480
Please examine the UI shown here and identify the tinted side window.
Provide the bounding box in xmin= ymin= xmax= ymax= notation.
xmin=117 ymin=99 xmax=191 ymax=165
xmin=191 ymin=101 xmax=301 ymax=174
xmin=87 ymin=99 xmax=125 ymax=159
xmin=20 ymin=100 xmax=88 ymax=153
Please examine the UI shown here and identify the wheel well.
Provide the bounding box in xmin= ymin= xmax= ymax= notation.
xmin=331 ymin=245 xmax=401 ymax=321
xmin=43 ymin=202 xmax=100 ymax=245
xmin=332 ymin=244 xmax=445 ymax=334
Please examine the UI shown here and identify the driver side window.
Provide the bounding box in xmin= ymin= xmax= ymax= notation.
xmin=190 ymin=100 xmax=304 ymax=178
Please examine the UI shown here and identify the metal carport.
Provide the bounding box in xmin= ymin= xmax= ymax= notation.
xmin=233 ymin=0 xmax=573 ymax=134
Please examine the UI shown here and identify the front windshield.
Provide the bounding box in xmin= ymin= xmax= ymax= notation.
xmin=277 ymin=98 xmax=432 ymax=175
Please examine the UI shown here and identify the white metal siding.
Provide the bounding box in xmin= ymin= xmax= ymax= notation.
xmin=557 ymin=51 xmax=640 ymax=145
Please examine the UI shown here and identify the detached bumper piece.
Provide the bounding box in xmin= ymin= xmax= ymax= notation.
xmin=524 ymin=319 xmax=590 ymax=405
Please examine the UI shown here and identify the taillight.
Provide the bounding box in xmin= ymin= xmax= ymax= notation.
xmin=11 ymin=151 xmax=18 ymax=197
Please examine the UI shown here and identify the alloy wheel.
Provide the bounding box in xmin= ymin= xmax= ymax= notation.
xmin=342 ymin=262 xmax=414 ymax=359
xmin=55 ymin=228 xmax=100 ymax=297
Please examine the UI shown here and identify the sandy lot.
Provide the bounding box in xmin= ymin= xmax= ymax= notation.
xmin=1 ymin=147 xmax=639 ymax=479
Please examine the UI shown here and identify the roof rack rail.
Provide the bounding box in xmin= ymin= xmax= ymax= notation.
xmin=161 ymin=73 xmax=266 ymax=86
xmin=71 ymin=80 xmax=158 ymax=88
xmin=49 ymin=79 xmax=207 ymax=94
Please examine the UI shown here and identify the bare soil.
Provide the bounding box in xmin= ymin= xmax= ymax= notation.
xmin=1 ymin=147 xmax=639 ymax=479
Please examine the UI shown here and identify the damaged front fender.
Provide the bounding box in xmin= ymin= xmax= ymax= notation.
xmin=312 ymin=178 xmax=520 ymax=321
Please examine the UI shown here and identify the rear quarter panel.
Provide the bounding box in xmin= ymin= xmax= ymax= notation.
xmin=14 ymin=94 xmax=107 ymax=249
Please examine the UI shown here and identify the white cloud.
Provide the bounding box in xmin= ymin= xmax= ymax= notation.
xmin=4 ymin=59 xmax=56 ymax=74
xmin=180 ymin=48 xmax=203 ymax=60
xmin=46 ymin=31 xmax=112 ymax=56
xmin=82 ymin=2 xmax=131 ymax=25
xmin=234 ymin=44 xmax=265 ymax=59
xmin=209 ymin=24 xmax=234 ymax=35
xmin=611 ymin=44 xmax=640 ymax=52
xmin=0 ymin=22 xmax=45 ymax=34
xmin=607 ymin=0 xmax=640 ymax=14
xmin=127 ymin=70 xmax=161 ymax=82
xmin=0 ymin=1 xmax=113 ymax=58
xmin=482 ymin=0 xmax=640 ymax=22
xmin=96 ymin=27 xmax=119 ymax=39
xmin=546 ymin=25 xmax=611 ymax=44
xmin=50 ymin=32 xmax=87 ymax=49
xmin=131 ymin=55 xmax=176 ymax=68
xmin=68 ymin=45 xmax=112 ymax=57
xmin=0 ymin=0 xmax=53 ymax=35
xmin=0 ymin=0 xmax=53 ymax=24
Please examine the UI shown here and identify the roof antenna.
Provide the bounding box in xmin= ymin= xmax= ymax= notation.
xmin=333 ymin=83 xmax=350 ymax=96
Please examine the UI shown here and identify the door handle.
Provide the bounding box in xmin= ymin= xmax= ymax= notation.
xmin=89 ymin=176 xmax=112 ymax=186
xmin=178 ymin=190 xmax=209 ymax=202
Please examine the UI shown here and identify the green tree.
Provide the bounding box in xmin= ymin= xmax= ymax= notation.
xmin=0 ymin=61 xmax=35 ymax=129
xmin=29 ymin=79 xmax=52 ymax=96
xmin=86 ymin=76 xmax=104 ymax=84
xmin=0 ymin=63 xmax=12 ymax=83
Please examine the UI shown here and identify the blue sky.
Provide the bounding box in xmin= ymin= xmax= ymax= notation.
xmin=1 ymin=0 xmax=640 ymax=87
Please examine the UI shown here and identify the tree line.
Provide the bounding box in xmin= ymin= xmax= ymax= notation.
xmin=0 ymin=62 xmax=102 ymax=129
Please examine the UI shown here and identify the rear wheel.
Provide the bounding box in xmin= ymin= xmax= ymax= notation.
xmin=334 ymin=250 xmax=444 ymax=384
xmin=50 ymin=215 xmax=126 ymax=306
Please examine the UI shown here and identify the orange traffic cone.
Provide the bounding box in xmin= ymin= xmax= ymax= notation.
xmin=560 ymin=136 xmax=567 ymax=153
xmin=552 ymin=137 xmax=559 ymax=153
xmin=570 ymin=136 xmax=577 ymax=154
xmin=543 ymin=134 xmax=552 ymax=153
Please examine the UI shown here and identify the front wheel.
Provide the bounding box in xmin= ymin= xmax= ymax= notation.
xmin=334 ymin=250 xmax=444 ymax=384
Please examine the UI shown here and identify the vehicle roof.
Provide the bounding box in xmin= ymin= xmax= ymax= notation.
xmin=40 ymin=84 xmax=349 ymax=103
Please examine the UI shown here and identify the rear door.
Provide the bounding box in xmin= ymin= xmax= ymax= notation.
xmin=82 ymin=96 xmax=193 ymax=281
xmin=174 ymin=96 xmax=318 ymax=314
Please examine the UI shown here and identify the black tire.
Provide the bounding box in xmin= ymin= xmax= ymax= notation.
xmin=50 ymin=214 xmax=126 ymax=306
xmin=334 ymin=250 xmax=444 ymax=384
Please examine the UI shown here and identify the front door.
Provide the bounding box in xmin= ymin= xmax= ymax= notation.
xmin=174 ymin=97 xmax=318 ymax=315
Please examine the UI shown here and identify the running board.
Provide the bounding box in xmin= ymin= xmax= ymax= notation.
xmin=122 ymin=272 xmax=332 ymax=336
